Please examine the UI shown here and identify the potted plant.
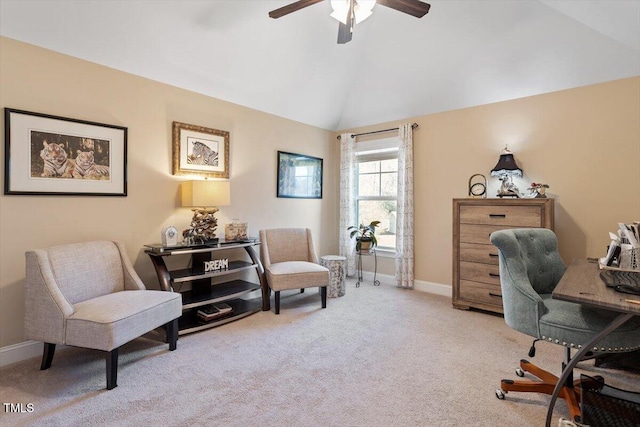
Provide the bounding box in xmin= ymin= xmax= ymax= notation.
xmin=348 ymin=221 xmax=380 ymax=253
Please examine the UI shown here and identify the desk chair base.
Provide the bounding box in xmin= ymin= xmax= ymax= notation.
xmin=495 ymin=358 xmax=603 ymax=423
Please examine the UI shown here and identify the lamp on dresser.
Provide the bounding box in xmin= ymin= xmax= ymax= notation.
xmin=181 ymin=179 xmax=230 ymax=244
xmin=490 ymin=146 xmax=523 ymax=198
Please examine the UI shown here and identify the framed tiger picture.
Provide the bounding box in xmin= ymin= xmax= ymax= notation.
xmin=172 ymin=121 xmax=229 ymax=179
xmin=4 ymin=108 xmax=127 ymax=196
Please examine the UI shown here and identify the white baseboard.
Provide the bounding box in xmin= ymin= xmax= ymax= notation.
xmin=357 ymin=271 xmax=452 ymax=297
xmin=0 ymin=340 xmax=43 ymax=367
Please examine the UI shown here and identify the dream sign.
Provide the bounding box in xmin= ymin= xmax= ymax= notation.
xmin=204 ymin=258 xmax=229 ymax=272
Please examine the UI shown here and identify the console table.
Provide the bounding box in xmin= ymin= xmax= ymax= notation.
xmin=145 ymin=240 xmax=269 ymax=335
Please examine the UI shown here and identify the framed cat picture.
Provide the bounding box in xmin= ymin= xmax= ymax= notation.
xmin=4 ymin=108 xmax=128 ymax=196
xmin=172 ymin=121 xmax=230 ymax=179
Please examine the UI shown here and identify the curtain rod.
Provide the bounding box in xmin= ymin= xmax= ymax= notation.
xmin=336 ymin=123 xmax=418 ymax=140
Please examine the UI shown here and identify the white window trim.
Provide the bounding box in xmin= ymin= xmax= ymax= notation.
xmin=355 ymin=137 xmax=399 ymax=253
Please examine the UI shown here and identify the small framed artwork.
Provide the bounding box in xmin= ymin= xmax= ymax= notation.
xmin=4 ymin=108 xmax=127 ymax=196
xmin=172 ymin=121 xmax=229 ymax=179
xmin=277 ymin=151 xmax=323 ymax=199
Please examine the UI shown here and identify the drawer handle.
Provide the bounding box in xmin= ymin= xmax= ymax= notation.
xmin=489 ymin=214 xmax=506 ymax=218
xmin=489 ymin=273 xmax=500 ymax=277
xmin=489 ymin=292 xmax=502 ymax=298
xmin=489 ymin=253 xmax=499 ymax=258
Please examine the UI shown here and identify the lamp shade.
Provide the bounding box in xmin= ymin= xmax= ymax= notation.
xmin=490 ymin=149 xmax=523 ymax=178
xmin=181 ymin=180 xmax=230 ymax=207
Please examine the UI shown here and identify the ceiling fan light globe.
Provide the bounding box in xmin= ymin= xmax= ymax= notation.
xmin=330 ymin=0 xmax=376 ymax=25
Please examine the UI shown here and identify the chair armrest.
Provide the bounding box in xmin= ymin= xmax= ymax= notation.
xmin=24 ymin=250 xmax=74 ymax=344
xmin=259 ymin=230 xmax=272 ymax=268
xmin=497 ymin=252 xmax=546 ymax=338
xmin=114 ymin=241 xmax=146 ymax=290
xmin=306 ymin=228 xmax=320 ymax=264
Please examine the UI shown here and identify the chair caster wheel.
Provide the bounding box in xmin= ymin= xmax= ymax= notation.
xmin=515 ymin=368 xmax=525 ymax=377
xmin=495 ymin=389 xmax=506 ymax=400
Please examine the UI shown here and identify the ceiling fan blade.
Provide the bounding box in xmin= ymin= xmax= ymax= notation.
xmin=268 ymin=0 xmax=324 ymax=19
xmin=377 ymin=0 xmax=431 ymax=18
xmin=337 ymin=0 xmax=355 ymax=44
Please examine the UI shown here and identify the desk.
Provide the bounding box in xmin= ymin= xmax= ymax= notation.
xmin=546 ymin=259 xmax=640 ymax=426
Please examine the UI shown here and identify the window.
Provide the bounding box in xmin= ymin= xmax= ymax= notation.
xmin=355 ymin=140 xmax=399 ymax=250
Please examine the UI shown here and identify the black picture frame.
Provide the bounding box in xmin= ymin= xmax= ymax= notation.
xmin=277 ymin=151 xmax=323 ymax=199
xmin=4 ymin=108 xmax=127 ymax=196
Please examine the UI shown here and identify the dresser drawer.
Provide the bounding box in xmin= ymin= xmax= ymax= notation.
xmin=460 ymin=205 xmax=542 ymax=227
xmin=458 ymin=280 xmax=503 ymax=307
xmin=460 ymin=224 xmax=522 ymax=245
xmin=460 ymin=242 xmax=500 ymax=265
xmin=460 ymin=261 xmax=501 ymax=285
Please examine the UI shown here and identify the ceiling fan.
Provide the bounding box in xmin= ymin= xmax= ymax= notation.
xmin=268 ymin=0 xmax=431 ymax=44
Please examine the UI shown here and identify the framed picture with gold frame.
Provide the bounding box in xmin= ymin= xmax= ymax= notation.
xmin=172 ymin=121 xmax=229 ymax=178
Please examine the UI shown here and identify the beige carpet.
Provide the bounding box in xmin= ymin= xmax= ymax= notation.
xmin=1 ymin=280 xmax=638 ymax=427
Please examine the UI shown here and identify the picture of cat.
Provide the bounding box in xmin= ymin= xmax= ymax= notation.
xmin=72 ymin=150 xmax=110 ymax=179
xmin=30 ymin=131 xmax=110 ymax=180
xmin=39 ymin=141 xmax=75 ymax=178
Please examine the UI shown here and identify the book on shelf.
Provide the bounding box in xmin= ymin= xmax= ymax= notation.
xmin=197 ymin=303 xmax=233 ymax=322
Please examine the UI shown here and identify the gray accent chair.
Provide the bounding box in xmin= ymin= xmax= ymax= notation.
xmin=25 ymin=240 xmax=182 ymax=390
xmin=259 ymin=228 xmax=329 ymax=314
xmin=490 ymin=228 xmax=640 ymax=422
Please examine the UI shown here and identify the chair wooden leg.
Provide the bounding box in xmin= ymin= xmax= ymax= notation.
xmin=167 ymin=318 xmax=178 ymax=351
xmin=321 ymin=286 xmax=327 ymax=309
xmin=106 ymin=348 xmax=118 ymax=390
xmin=275 ymin=291 xmax=280 ymax=314
xmin=40 ymin=343 xmax=56 ymax=370
xmin=499 ymin=359 xmax=589 ymax=423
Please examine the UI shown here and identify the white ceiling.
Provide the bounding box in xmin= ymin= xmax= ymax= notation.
xmin=1 ymin=0 xmax=639 ymax=131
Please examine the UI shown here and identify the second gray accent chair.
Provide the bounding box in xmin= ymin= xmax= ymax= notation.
xmin=24 ymin=240 xmax=182 ymax=390
xmin=490 ymin=228 xmax=640 ymax=422
xmin=259 ymin=228 xmax=329 ymax=314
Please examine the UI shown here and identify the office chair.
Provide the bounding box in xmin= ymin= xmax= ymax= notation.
xmin=490 ymin=228 xmax=640 ymax=422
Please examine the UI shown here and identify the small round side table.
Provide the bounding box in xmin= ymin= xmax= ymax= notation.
xmin=320 ymin=255 xmax=347 ymax=298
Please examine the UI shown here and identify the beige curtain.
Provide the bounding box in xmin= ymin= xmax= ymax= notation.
xmin=339 ymin=133 xmax=356 ymax=276
xmin=396 ymin=123 xmax=414 ymax=288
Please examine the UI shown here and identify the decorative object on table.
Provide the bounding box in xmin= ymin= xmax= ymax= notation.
xmin=4 ymin=108 xmax=127 ymax=196
xmin=203 ymin=258 xmax=229 ymax=272
xmin=490 ymin=146 xmax=523 ymax=198
xmin=197 ymin=303 xmax=233 ymax=322
xmin=161 ymin=226 xmax=179 ymax=247
xmin=181 ymin=180 xmax=231 ymax=244
xmin=599 ymin=222 xmax=639 ymax=271
xmin=347 ymin=220 xmax=380 ymax=253
xmin=277 ymin=151 xmax=323 ymax=199
xmin=172 ymin=121 xmax=229 ymax=179
xmin=468 ymin=174 xmax=487 ymax=198
xmin=527 ymin=182 xmax=549 ymax=198
xmin=225 ymin=219 xmax=248 ymax=241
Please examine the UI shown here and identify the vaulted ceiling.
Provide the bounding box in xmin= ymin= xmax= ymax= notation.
xmin=1 ymin=1 xmax=638 ymax=131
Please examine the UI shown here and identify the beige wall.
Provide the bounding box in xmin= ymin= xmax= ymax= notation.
xmin=339 ymin=77 xmax=640 ymax=285
xmin=2 ymin=35 xmax=639 ymax=351
xmin=0 ymin=37 xmax=338 ymax=348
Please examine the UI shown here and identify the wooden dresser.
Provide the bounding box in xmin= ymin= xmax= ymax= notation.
xmin=452 ymin=198 xmax=554 ymax=314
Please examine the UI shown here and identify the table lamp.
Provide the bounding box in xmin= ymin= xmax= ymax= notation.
xmin=181 ymin=180 xmax=230 ymax=243
xmin=490 ymin=146 xmax=523 ymax=198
